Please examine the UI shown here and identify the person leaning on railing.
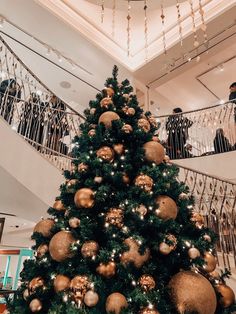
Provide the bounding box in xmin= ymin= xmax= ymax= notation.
xmin=213 ymin=128 xmax=236 ymax=154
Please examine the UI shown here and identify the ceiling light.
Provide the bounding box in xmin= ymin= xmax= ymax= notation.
xmin=0 ymin=16 xmax=5 ymax=28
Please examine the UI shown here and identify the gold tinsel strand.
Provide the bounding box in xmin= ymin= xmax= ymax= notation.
xmin=127 ymin=0 xmax=131 ymax=56
xmin=160 ymin=1 xmax=167 ymax=55
xmin=101 ymin=0 xmax=105 ymax=23
xmin=199 ymin=0 xmax=208 ymax=47
xmin=188 ymin=0 xmax=199 ymax=50
xmin=112 ymin=0 xmax=116 ymax=38
xmin=144 ymin=0 xmax=148 ymax=62
xmin=176 ymin=0 xmax=183 ymax=47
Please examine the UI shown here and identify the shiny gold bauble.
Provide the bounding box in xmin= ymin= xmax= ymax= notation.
xmin=69 ymin=217 xmax=81 ymax=228
xmin=106 ymin=208 xmax=124 ymax=228
xmin=143 ymin=141 xmax=165 ymax=165
xmin=54 ymin=274 xmax=71 ymax=292
xmin=139 ymin=308 xmax=160 ymax=314
xmin=113 ymin=143 xmax=124 ymax=155
xmin=127 ymin=107 xmax=135 ymax=116
xmin=139 ymin=275 xmax=156 ymax=291
xmin=191 ymin=212 xmax=205 ymax=228
xmin=122 ymin=124 xmax=133 ymax=133
xmin=122 ymin=173 xmax=130 ymax=185
xmin=36 ymin=244 xmax=49 ymax=258
xmin=138 ymin=118 xmax=150 ymax=133
xmin=203 ymin=252 xmax=217 ymax=272
xmin=74 ymin=188 xmax=95 ymax=208
xmin=100 ymin=97 xmax=113 ymax=109
xmin=155 ymin=195 xmax=178 ymax=221
xmin=29 ymin=277 xmax=45 ymax=293
xmin=120 ymin=238 xmax=150 ymax=268
xmin=159 ymin=235 xmax=177 ymax=255
xmin=188 ymin=247 xmax=200 ymax=259
xmin=136 ymin=204 xmax=148 ymax=216
xmin=103 ymin=87 xmax=114 ymax=98
xmin=70 ymin=275 xmax=90 ymax=302
xmin=96 ymin=146 xmax=114 ymax=162
xmin=23 ymin=288 xmax=29 ymax=300
xmin=49 ymin=231 xmax=75 ymax=262
xmin=98 ymin=111 xmax=120 ymax=128
xmin=96 ymin=261 xmax=116 ymax=278
xmin=29 ymin=299 xmax=42 ymax=312
xmin=78 ymin=163 xmax=88 ymax=172
xmin=88 ymin=129 xmax=96 ymax=137
xmin=81 ymin=241 xmax=99 ymax=258
xmin=122 ymin=93 xmax=130 ymax=101
xmin=53 ymin=200 xmax=66 ymax=212
xmin=134 ymin=174 xmax=153 ymax=192
xmin=106 ymin=292 xmax=128 ymax=314
xmin=169 ymin=271 xmax=217 ymax=314
xmin=84 ymin=290 xmax=99 ymax=307
xmin=94 ymin=176 xmax=103 ymax=183
xmin=33 ymin=219 xmax=55 ymax=238
xmin=215 ymin=284 xmax=235 ymax=308
xmin=67 ymin=179 xmax=79 ymax=193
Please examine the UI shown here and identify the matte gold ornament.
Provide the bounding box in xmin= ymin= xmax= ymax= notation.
xmin=122 ymin=94 xmax=130 ymax=101
xmin=122 ymin=105 xmax=129 ymax=114
xmin=67 ymin=179 xmax=79 ymax=193
xmin=106 ymin=292 xmax=128 ymax=314
xmin=122 ymin=124 xmax=133 ymax=133
xmin=81 ymin=241 xmax=99 ymax=258
xmin=90 ymin=108 xmax=96 ymax=115
xmin=96 ymin=261 xmax=116 ymax=278
xmin=155 ymin=195 xmax=178 ymax=220
xmin=169 ymin=271 xmax=217 ymax=314
xmin=29 ymin=277 xmax=45 ymax=293
xmin=53 ymin=200 xmax=65 ymax=212
xmin=159 ymin=235 xmax=177 ymax=255
xmin=69 ymin=217 xmax=81 ymax=228
xmin=100 ymin=97 xmax=113 ymax=109
xmin=88 ymin=129 xmax=96 ymax=136
xmin=134 ymin=174 xmax=153 ymax=192
xmin=113 ymin=143 xmax=124 ymax=155
xmin=96 ymin=146 xmax=114 ymax=162
xmin=188 ymin=247 xmax=200 ymax=259
xmin=203 ymin=252 xmax=217 ymax=272
xmin=94 ymin=176 xmax=103 ymax=184
xmin=70 ymin=275 xmax=90 ymax=303
xmin=84 ymin=290 xmax=99 ymax=307
xmin=36 ymin=244 xmax=49 ymax=258
xmin=23 ymin=289 xmax=29 ymax=300
xmin=98 ymin=111 xmax=120 ymax=128
xmin=139 ymin=308 xmax=160 ymax=314
xmin=122 ymin=173 xmax=130 ymax=185
xmin=34 ymin=219 xmax=55 ymax=238
xmin=143 ymin=141 xmax=165 ymax=165
xmin=78 ymin=163 xmax=88 ymax=172
xmin=74 ymin=188 xmax=95 ymax=208
xmin=191 ymin=212 xmax=205 ymax=228
xmin=54 ymin=274 xmax=71 ymax=292
xmin=215 ymin=284 xmax=235 ymax=308
xmin=139 ymin=275 xmax=156 ymax=291
xmin=49 ymin=231 xmax=75 ymax=262
xmin=103 ymin=87 xmax=115 ymax=98
xmin=105 ymin=208 xmax=124 ymax=228
xmin=29 ymin=299 xmax=42 ymax=312
xmin=120 ymin=238 xmax=150 ymax=268
xmin=127 ymin=107 xmax=135 ymax=116
xmin=136 ymin=205 xmax=148 ymax=216
xmin=138 ymin=118 xmax=150 ymax=133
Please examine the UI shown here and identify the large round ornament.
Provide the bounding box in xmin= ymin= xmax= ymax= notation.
xmin=143 ymin=141 xmax=165 ymax=165
xmin=98 ymin=111 xmax=120 ymax=128
xmin=70 ymin=275 xmax=90 ymax=303
xmin=96 ymin=261 xmax=116 ymax=278
xmin=100 ymin=97 xmax=113 ymax=109
xmin=84 ymin=290 xmax=99 ymax=307
xmin=113 ymin=143 xmax=124 ymax=155
xmin=105 ymin=208 xmax=124 ymax=228
xmin=203 ymin=252 xmax=217 ymax=273
xmin=120 ymin=238 xmax=150 ymax=268
xmin=49 ymin=231 xmax=76 ymax=262
xmin=33 ymin=219 xmax=55 ymax=238
xmin=215 ymin=284 xmax=235 ymax=308
xmin=139 ymin=308 xmax=160 ymax=314
xmin=53 ymin=200 xmax=65 ymax=212
xmin=139 ymin=275 xmax=156 ymax=291
xmin=81 ymin=241 xmax=99 ymax=258
xmin=54 ymin=274 xmax=71 ymax=292
xmin=169 ymin=271 xmax=217 ymax=314
xmin=134 ymin=174 xmax=153 ymax=192
xmin=103 ymin=87 xmax=114 ymax=98
xmin=29 ymin=299 xmax=42 ymax=312
xmin=69 ymin=217 xmax=81 ymax=228
xmin=155 ymin=195 xmax=178 ymax=221
xmin=36 ymin=244 xmax=49 ymax=258
xmin=106 ymin=292 xmax=128 ymax=314
xmin=74 ymin=188 xmax=95 ymax=208
xmin=138 ymin=118 xmax=151 ymax=132
xmin=29 ymin=277 xmax=45 ymax=293
xmin=96 ymin=146 xmax=114 ymax=162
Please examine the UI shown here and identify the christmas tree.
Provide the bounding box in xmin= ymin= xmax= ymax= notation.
xmin=9 ymin=66 xmax=235 ymax=313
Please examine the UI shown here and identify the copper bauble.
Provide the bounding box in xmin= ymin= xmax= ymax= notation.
xmin=169 ymin=271 xmax=217 ymax=314
xmin=70 ymin=275 xmax=90 ymax=302
xmin=29 ymin=299 xmax=42 ymax=312
xmin=216 ymin=284 xmax=235 ymax=308
xmin=84 ymin=290 xmax=99 ymax=307
xmin=120 ymin=238 xmax=150 ymax=268
xmin=106 ymin=208 xmax=124 ymax=228
xmin=81 ymin=241 xmax=99 ymax=258
xmin=67 ymin=179 xmax=78 ymax=193
xmin=152 ymin=136 xmax=159 ymax=142
xmin=36 ymin=244 xmax=49 ymax=258
xmin=203 ymin=252 xmax=217 ymax=272
xmin=53 ymin=200 xmax=65 ymax=212
xmin=123 ymin=93 xmax=130 ymax=101
xmin=106 ymin=292 xmax=128 ymax=314
xmin=139 ymin=308 xmax=160 ymax=314
xmin=100 ymin=97 xmax=113 ymax=109
xmin=29 ymin=277 xmax=45 ymax=293
xmin=155 ymin=195 xmax=178 ymax=221
xmin=143 ymin=141 xmax=165 ymax=165
xmin=139 ymin=275 xmax=156 ymax=291
xmin=49 ymin=231 xmax=75 ymax=262
xmin=113 ymin=143 xmax=124 ymax=155
xmin=127 ymin=107 xmax=135 ymax=116
xmin=74 ymin=188 xmax=95 ymax=208
xmin=188 ymin=247 xmax=200 ymax=259
xmin=90 ymin=108 xmax=96 ymax=115
xmin=98 ymin=111 xmax=120 ymax=128
xmin=122 ymin=173 xmax=130 ymax=185
xmin=138 ymin=118 xmax=150 ymax=132
xmin=191 ymin=212 xmax=205 ymax=228
xmin=134 ymin=174 xmax=153 ymax=192
xmin=69 ymin=217 xmax=81 ymax=228
xmin=103 ymin=87 xmax=114 ymax=98
xmin=122 ymin=105 xmax=129 ymax=114
xmin=96 ymin=146 xmax=114 ymax=162
xmin=78 ymin=163 xmax=88 ymax=172
xmin=54 ymin=275 xmax=71 ymax=292
xmin=122 ymin=124 xmax=133 ymax=133
xmin=179 ymin=192 xmax=188 ymax=200
xmin=33 ymin=219 xmax=54 ymax=238
xmin=94 ymin=176 xmax=103 ymax=183
xmin=96 ymin=261 xmax=116 ymax=278
xmin=23 ymin=289 xmax=29 ymax=300
xmin=159 ymin=235 xmax=177 ymax=255
xmin=203 ymin=234 xmax=211 ymax=242
xmin=88 ymin=129 xmax=96 ymax=137
xmin=136 ymin=205 xmax=148 ymax=216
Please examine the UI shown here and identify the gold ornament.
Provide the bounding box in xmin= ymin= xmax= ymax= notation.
xmin=84 ymin=290 xmax=99 ymax=307
xmin=143 ymin=141 xmax=165 ymax=165
xmin=122 ymin=105 xmax=129 ymax=114
xmin=127 ymin=107 xmax=135 ymax=116
xmin=90 ymin=108 xmax=96 ymax=115
xmin=105 ymin=208 xmax=124 ymax=228
xmin=148 ymin=115 xmax=158 ymax=128
xmin=203 ymin=234 xmax=211 ymax=242
xmin=113 ymin=143 xmax=124 ymax=155
xmin=136 ymin=205 xmax=148 ymax=217
xmin=54 ymin=275 xmax=71 ymax=293
xmin=49 ymin=231 xmax=75 ymax=262
xmin=159 ymin=235 xmax=177 ymax=255
xmin=94 ymin=176 xmax=103 ymax=183
xmin=53 ymin=200 xmax=65 ymax=212
xmin=138 ymin=118 xmax=150 ymax=133
xmin=169 ymin=271 xmax=217 ymax=314
xmin=29 ymin=277 xmax=45 ymax=293
xmin=163 ymin=155 xmax=170 ymax=163
xmin=33 ymin=219 xmax=55 ymax=238
xmin=70 ymin=275 xmax=90 ymax=303
xmin=36 ymin=244 xmax=49 ymax=258
xmin=122 ymin=94 xmax=130 ymax=101
xmin=122 ymin=124 xmax=133 ymax=133
xmin=98 ymin=111 xmax=120 ymax=128
xmin=191 ymin=212 xmax=205 ymax=228
xmin=96 ymin=146 xmax=114 ymax=162
xmin=78 ymin=163 xmax=88 ymax=172
xmin=139 ymin=308 xmax=160 ymax=314
xmin=155 ymin=195 xmax=178 ymax=221
xmin=120 ymin=238 xmax=150 ymax=268
xmin=122 ymin=173 xmax=130 ymax=185
xmin=103 ymin=87 xmax=114 ymax=98
xmin=88 ymin=129 xmax=96 ymax=137
xmin=96 ymin=261 xmax=116 ymax=278
xmin=139 ymin=275 xmax=156 ymax=291
xmin=188 ymin=247 xmax=200 ymax=259
xmin=74 ymin=188 xmax=95 ymax=208
xmin=106 ymin=292 xmax=128 ymax=314
xmin=100 ymin=97 xmax=113 ymax=109
xmin=81 ymin=241 xmax=99 ymax=258
xmin=67 ymin=179 xmax=78 ymax=193
xmin=215 ymin=284 xmax=235 ymax=308
xmin=134 ymin=174 xmax=153 ymax=192
xmin=29 ymin=299 xmax=42 ymax=312
xmin=69 ymin=217 xmax=81 ymax=228
xmin=179 ymin=192 xmax=188 ymax=200
xmin=203 ymin=252 xmax=217 ymax=273
xmin=23 ymin=289 xmax=29 ymax=300
xmin=152 ymin=136 xmax=160 ymax=142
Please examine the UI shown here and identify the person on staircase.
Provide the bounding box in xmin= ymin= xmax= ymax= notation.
xmin=213 ymin=128 xmax=236 ymax=154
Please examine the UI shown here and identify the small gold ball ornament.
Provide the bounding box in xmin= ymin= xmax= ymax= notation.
xmin=29 ymin=299 xmax=42 ymax=312
xmin=96 ymin=146 xmax=114 ymax=162
xmin=90 ymin=108 xmax=96 ymax=115
xmin=23 ymin=289 xmax=29 ymax=300
xmin=203 ymin=234 xmax=211 ymax=242
xmin=155 ymin=195 xmax=178 ymax=220
xmin=138 ymin=118 xmax=150 ymax=133
xmin=203 ymin=252 xmax=217 ymax=272
xmin=136 ymin=204 xmax=148 ymax=217
xmin=49 ymin=231 xmax=76 ymax=262
xmin=36 ymin=244 xmax=49 ymax=258
xmin=179 ymin=192 xmax=188 ymax=200
xmin=88 ymin=129 xmax=96 ymax=137
xmin=70 ymin=275 xmax=90 ymax=303
xmin=139 ymin=308 xmax=160 ymax=314
xmin=215 ymin=284 xmax=235 ymax=308
xmin=106 ymin=292 xmax=128 ymax=314
xmin=53 ymin=200 xmax=65 ymax=212
xmin=152 ymin=136 xmax=160 ymax=142
xmin=122 ymin=124 xmax=133 ymax=133
xmin=143 ymin=141 xmax=165 ymax=165
xmin=113 ymin=143 xmax=124 ymax=155
xmin=84 ymin=290 xmax=99 ymax=307
xmin=94 ymin=176 xmax=103 ymax=184
xmin=67 ymin=179 xmax=78 ymax=193
xmin=78 ymin=163 xmax=88 ymax=172
xmin=139 ymin=275 xmax=156 ymax=291
xmin=33 ymin=219 xmax=55 ymax=238
xmin=54 ymin=274 xmax=71 ymax=292
xmin=159 ymin=235 xmax=177 ymax=255
xmin=98 ymin=111 xmax=120 ymax=128
xmin=120 ymin=238 xmax=150 ymax=268
xmin=81 ymin=241 xmax=99 ymax=258
xmin=122 ymin=173 xmax=130 ymax=185
xmin=122 ymin=93 xmax=130 ymax=101
xmin=134 ymin=174 xmax=153 ymax=192
xmin=29 ymin=277 xmax=45 ymax=293
xmin=106 ymin=208 xmax=124 ymax=228
xmin=74 ymin=188 xmax=95 ymax=208
xmin=100 ymin=97 xmax=113 ymax=109
xmin=69 ymin=217 xmax=81 ymax=228
xmin=191 ymin=212 xmax=205 ymax=228
xmin=127 ymin=107 xmax=135 ymax=116
xmin=188 ymin=247 xmax=200 ymax=259
xmin=103 ymin=87 xmax=114 ymax=98
xmin=163 ymin=155 xmax=170 ymax=163
xmin=96 ymin=261 xmax=116 ymax=278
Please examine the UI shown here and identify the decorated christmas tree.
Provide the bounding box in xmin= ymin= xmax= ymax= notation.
xmin=9 ymin=66 xmax=235 ymax=313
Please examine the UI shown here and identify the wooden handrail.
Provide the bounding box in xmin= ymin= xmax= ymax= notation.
xmin=0 ymin=250 xmax=20 ymax=255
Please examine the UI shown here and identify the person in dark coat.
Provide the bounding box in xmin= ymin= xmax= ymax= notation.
xmin=229 ymin=82 xmax=236 ymax=123
xmin=213 ymin=128 xmax=235 ymax=154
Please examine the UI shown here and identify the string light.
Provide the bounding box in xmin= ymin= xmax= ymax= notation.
xmin=127 ymin=0 xmax=131 ymax=57
xmin=199 ymin=0 xmax=208 ymax=48
xmin=188 ymin=0 xmax=199 ymax=49
xmin=101 ymin=0 xmax=105 ymax=23
xmin=176 ymin=0 xmax=183 ymax=47
xmin=144 ymin=0 xmax=148 ymax=62
xmin=160 ymin=1 xmax=167 ymax=55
